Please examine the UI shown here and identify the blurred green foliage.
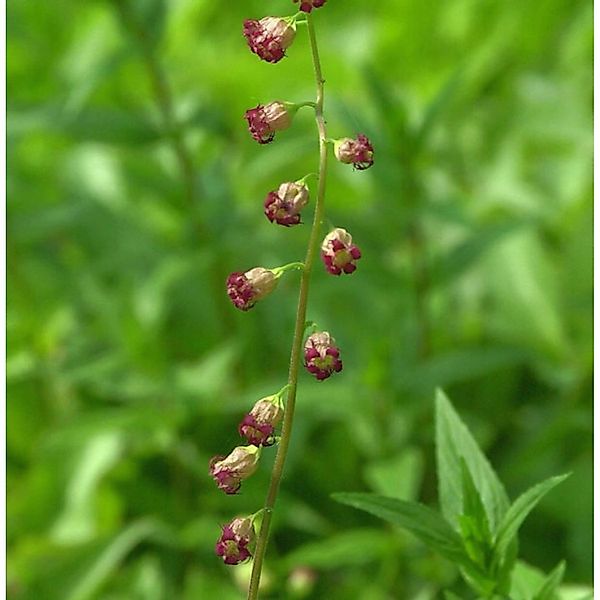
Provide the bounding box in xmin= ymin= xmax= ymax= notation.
xmin=7 ymin=0 xmax=592 ymax=598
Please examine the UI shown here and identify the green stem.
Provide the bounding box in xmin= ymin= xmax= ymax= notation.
xmin=246 ymin=13 xmax=328 ymax=600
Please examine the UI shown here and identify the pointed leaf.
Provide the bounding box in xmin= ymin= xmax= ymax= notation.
xmin=459 ymin=460 xmax=492 ymax=568
xmin=493 ymin=474 xmax=569 ymax=561
xmin=332 ymin=492 xmax=469 ymax=566
xmin=435 ymin=390 xmax=510 ymax=534
xmin=533 ymin=561 xmax=566 ymax=600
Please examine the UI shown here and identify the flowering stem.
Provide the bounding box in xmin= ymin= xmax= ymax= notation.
xmin=247 ymin=13 xmax=328 ymax=600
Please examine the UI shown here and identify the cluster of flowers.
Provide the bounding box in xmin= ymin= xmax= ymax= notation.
xmin=212 ymin=0 xmax=374 ymax=567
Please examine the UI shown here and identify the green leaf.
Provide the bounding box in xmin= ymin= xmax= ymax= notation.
xmin=458 ymin=460 xmax=492 ymax=567
xmin=332 ymin=493 xmax=469 ymax=566
xmin=493 ymin=474 xmax=569 ymax=563
xmin=435 ymin=390 xmax=510 ymax=534
xmin=533 ymin=561 xmax=565 ymax=600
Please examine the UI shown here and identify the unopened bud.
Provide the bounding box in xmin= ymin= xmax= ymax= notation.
xmin=227 ymin=267 xmax=278 ymax=311
xmin=239 ymin=395 xmax=284 ymax=446
xmin=304 ymin=331 xmax=343 ymax=381
xmin=245 ymin=101 xmax=295 ymax=144
xmin=215 ymin=516 xmax=256 ymax=565
xmin=264 ymin=181 xmax=310 ymax=226
xmin=321 ymin=228 xmax=362 ymax=275
xmin=334 ymin=134 xmax=374 ymax=170
xmin=209 ymin=445 xmax=260 ymax=495
xmin=243 ymin=17 xmax=296 ymax=64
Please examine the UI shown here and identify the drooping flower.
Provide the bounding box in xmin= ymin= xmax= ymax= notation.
xmin=264 ymin=181 xmax=310 ymax=226
xmin=245 ymin=101 xmax=294 ymax=144
xmin=227 ymin=267 xmax=278 ymax=311
xmin=239 ymin=395 xmax=284 ymax=446
xmin=243 ymin=17 xmax=296 ymax=64
xmin=334 ymin=134 xmax=374 ymax=170
xmin=215 ymin=516 xmax=256 ymax=565
xmin=320 ymin=228 xmax=361 ymax=275
xmin=293 ymin=0 xmax=327 ymax=13
xmin=304 ymin=331 xmax=343 ymax=381
xmin=209 ymin=445 xmax=260 ymax=495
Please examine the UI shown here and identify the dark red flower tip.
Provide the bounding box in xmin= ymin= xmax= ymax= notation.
xmin=293 ymin=0 xmax=327 ymax=13
xmin=227 ymin=267 xmax=278 ymax=311
xmin=239 ymin=415 xmax=275 ymax=447
xmin=304 ymin=331 xmax=343 ymax=381
xmin=243 ymin=17 xmax=296 ymax=64
xmin=215 ymin=517 xmax=255 ymax=565
xmin=264 ymin=181 xmax=309 ymax=226
xmin=334 ymin=134 xmax=375 ymax=170
xmin=238 ymin=396 xmax=284 ymax=446
xmin=208 ymin=446 xmax=260 ymax=495
xmin=320 ymin=228 xmax=362 ymax=275
xmin=244 ymin=101 xmax=293 ymax=144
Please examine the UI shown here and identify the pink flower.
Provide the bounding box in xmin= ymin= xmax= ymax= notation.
xmin=209 ymin=446 xmax=260 ymax=495
xmin=215 ymin=516 xmax=256 ymax=565
xmin=304 ymin=331 xmax=343 ymax=381
xmin=293 ymin=0 xmax=327 ymax=13
xmin=264 ymin=181 xmax=310 ymax=226
xmin=321 ymin=228 xmax=361 ymax=275
xmin=243 ymin=17 xmax=296 ymax=64
xmin=334 ymin=134 xmax=374 ymax=170
xmin=227 ymin=267 xmax=278 ymax=311
xmin=245 ymin=101 xmax=293 ymax=144
xmin=239 ymin=395 xmax=284 ymax=446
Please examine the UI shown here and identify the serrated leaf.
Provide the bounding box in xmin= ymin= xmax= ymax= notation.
xmin=332 ymin=493 xmax=469 ymax=566
xmin=435 ymin=390 xmax=510 ymax=534
xmin=533 ymin=561 xmax=566 ymax=600
xmin=493 ymin=474 xmax=569 ymax=562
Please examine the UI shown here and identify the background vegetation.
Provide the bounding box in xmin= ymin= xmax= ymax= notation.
xmin=7 ymin=0 xmax=592 ymax=598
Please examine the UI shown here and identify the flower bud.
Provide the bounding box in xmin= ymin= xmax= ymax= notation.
xmin=245 ymin=101 xmax=294 ymax=144
xmin=227 ymin=267 xmax=278 ymax=311
xmin=264 ymin=181 xmax=310 ymax=227
xmin=304 ymin=331 xmax=343 ymax=381
xmin=334 ymin=134 xmax=374 ymax=170
xmin=215 ymin=516 xmax=256 ymax=565
xmin=239 ymin=395 xmax=284 ymax=446
xmin=209 ymin=445 xmax=260 ymax=495
xmin=293 ymin=0 xmax=327 ymax=12
xmin=321 ymin=228 xmax=362 ymax=275
xmin=243 ymin=17 xmax=296 ymax=64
